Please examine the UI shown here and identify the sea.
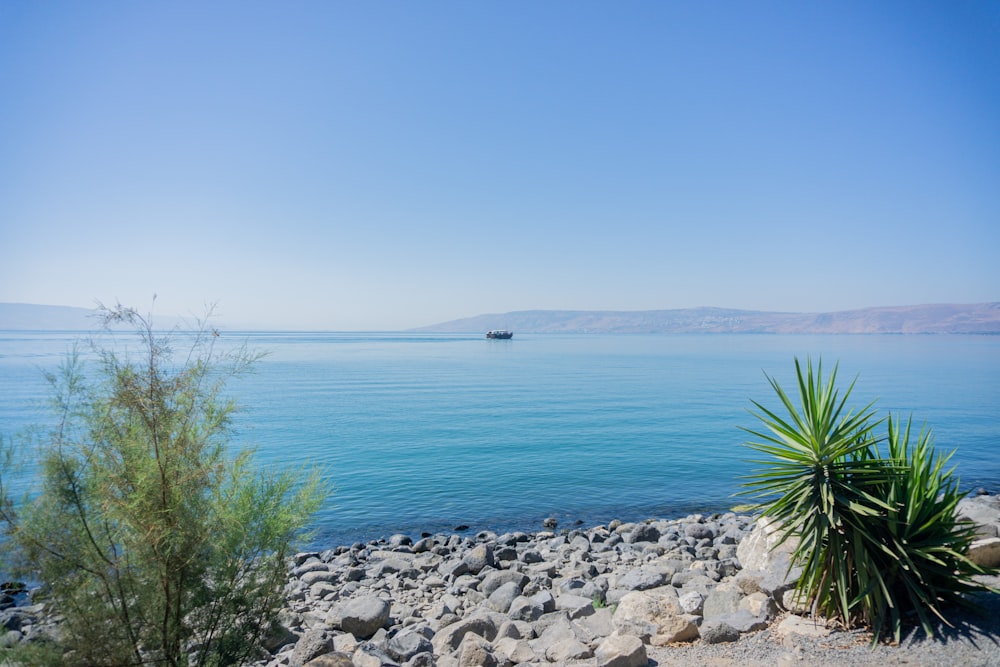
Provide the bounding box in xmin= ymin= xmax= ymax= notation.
xmin=1 ymin=331 xmax=998 ymax=548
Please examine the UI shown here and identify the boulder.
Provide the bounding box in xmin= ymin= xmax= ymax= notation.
xmin=480 ymin=570 xmax=528 ymax=597
xmin=625 ymin=523 xmax=661 ymax=544
xmin=339 ymin=596 xmax=391 ymax=639
xmin=486 ymin=581 xmax=521 ymax=613
xmin=699 ymin=618 xmax=740 ymax=644
xmin=353 ymin=642 xmax=399 ymax=667
xmin=957 ymin=494 xmax=1000 ymax=539
xmin=736 ymin=517 xmax=797 ymax=571
xmin=386 ymin=628 xmax=434 ymax=662
xmin=612 ymin=589 xmax=698 ymax=645
xmin=702 ymin=586 xmax=743 ymax=620
xmin=458 ymin=633 xmax=496 ymax=667
xmin=968 ymin=537 xmax=1000 ymax=568
xmin=432 ymin=617 xmax=498 ymax=653
xmin=507 ymin=595 xmax=544 ymax=622
xmin=291 ymin=628 xmax=335 ymax=667
xmin=775 ymin=614 xmax=832 ymax=639
xmin=616 ymin=567 xmax=667 ymax=591
xmin=493 ymin=636 xmax=537 ymax=664
xmin=595 ymin=633 xmax=647 ymax=667
xmin=463 ymin=544 xmax=495 ymax=574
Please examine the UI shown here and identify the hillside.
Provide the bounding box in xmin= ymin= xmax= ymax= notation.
xmin=414 ymin=303 xmax=1000 ymax=334
xmin=0 ymin=303 xmax=102 ymax=330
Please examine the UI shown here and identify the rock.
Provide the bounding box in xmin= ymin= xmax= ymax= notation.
xmin=612 ymin=589 xmax=699 ymax=645
xmin=480 ymin=570 xmax=528 ymax=597
xmin=968 ymin=537 xmax=1000 ymax=568
xmin=740 ymin=591 xmax=779 ymax=620
xmin=702 ymin=586 xmax=743 ymax=619
xmin=957 ymin=495 xmax=1000 ymax=538
xmin=403 ymin=653 xmax=435 ymax=667
xmin=699 ymin=618 xmax=741 ymax=644
xmin=775 ymin=614 xmax=832 ymax=638
xmin=736 ymin=517 xmax=797 ymax=571
xmin=458 ymin=633 xmax=496 ymax=667
xmin=543 ymin=517 xmax=558 ymax=529
xmin=678 ymin=590 xmax=704 ymax=615
xmin=595 ymin=633 xmax=647 ymax=667
xmin=291 ymin=628 xmax=335 ymax=667
xmin=486 ymin=581 xmax=521 ymax=613
xmin=545 ymin=637 xmax=593 ymax=662
xmin=353 ymin=641 xmax=399 ymax=667
xmin=625 ymin=523 xmax=661 ymax=544
xmin=493 ymin=636 xmax=537 ymax=664
xmin=508 ymin=595 xmax=544 ymax=622
xmin=340 ymin=596 xmax=391 ymax=639
xmin=684 ymin=523 xmax=716 ymax=540
xmin=616 ymin=567 xmax=666 ymax=591
xmin=463 ymin=544 xmax=495 ymax=575
xmin=555 ymin=593 xmax=595 ymax=619
xmin=782 ymin=588 xmax=810 ymax=614
xmin=386 ymin=628 xmax=434 ymax=662
xmin=304 ymin=654 xmax=355 ymax=667
xmin=432 ymin=617 xmax=498 ymax=653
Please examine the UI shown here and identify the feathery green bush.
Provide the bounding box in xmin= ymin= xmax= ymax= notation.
xmin=0 ymin=305 xmax=326 ymax=666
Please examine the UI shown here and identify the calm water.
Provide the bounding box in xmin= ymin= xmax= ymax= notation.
xmin=1 ymin=331 xmax=998 ymax=546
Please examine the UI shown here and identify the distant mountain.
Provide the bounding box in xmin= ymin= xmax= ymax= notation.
xmin=414 ymin=303 xmax=1000 ymax=335
xmin=0 ymin=303 xmax=102 ymax=330
xmin=0 ymin=303 xmax=188 ymax=331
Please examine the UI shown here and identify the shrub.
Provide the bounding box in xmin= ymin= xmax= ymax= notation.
xmin=0 ymin=305 xmax=326 ymax=666
xmin=742 ymin=358 xmax=995 ymax=644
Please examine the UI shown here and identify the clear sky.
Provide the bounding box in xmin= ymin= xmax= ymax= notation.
xmin=1 ymin=1 xmax=998 ymax=330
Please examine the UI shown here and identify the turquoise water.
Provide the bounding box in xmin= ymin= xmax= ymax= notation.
xmin=1 ymin=331 xmax=998 ymax=546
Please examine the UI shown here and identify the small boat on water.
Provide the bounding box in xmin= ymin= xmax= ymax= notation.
xmin=486 ymin=330 xmax=513 ymax=339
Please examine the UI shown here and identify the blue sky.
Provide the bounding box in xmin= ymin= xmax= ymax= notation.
xmin=1 ymin=1 xmax=998 ymax=330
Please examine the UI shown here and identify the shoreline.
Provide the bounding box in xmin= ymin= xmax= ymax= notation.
xmin=5 ymin=497 xmax=999 ymax=666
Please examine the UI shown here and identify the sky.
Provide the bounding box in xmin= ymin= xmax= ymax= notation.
xmin=1 ymin=2 xmax=998 ymax=330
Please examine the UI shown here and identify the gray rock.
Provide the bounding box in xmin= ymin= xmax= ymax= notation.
xmin=340 ymin=596 xmax=391 ymax=639
xmin=291 ymin=628 xmax=335 ymax=667
xmin=432 ymin=617 xmax=498 ymax=653
xmin=353 ymin=641 xmax=400 ymax=667
xmin=678 ymin=590 xmax=705 ymax=615
xmin=486 ymin=581 xmax=520 ymax=613
xmin=386 ymin=628 xmax=434 ymax=662
xmin=612 ymin=589 xmax=698 ymax=644
xmin=617 ymin=567 xmax=666 ymax=591
xmin=699 ymin=618 xmax=741 ymax=644
xmin=463 ymin=544 xmax=495 ymax=574
xmin=555 ymin=593 xmax=595 ymax=619
xmin=625 ymin=523 xmax=661 ymax=544
xmin=480 ymin=570 xmax=528 ymax=597
xmin=304 ymin=653 xmax=355 ymax=667
xmin=545 ymin=637 xmax=593 ymax=662
xmin=508 ymin=595 xmax=544 ymax=622
xmin=595 ymin=633 xmax=647 ymax=667
xmin=458 ymin=633 xmax=496 ymax=667
xmin=529 ymin=589 xmax=557 ymax=614
xmin=403 ymin=653 xmax=435 ymax=667
xmin=702 ymin=586 xmax=743 ymax=619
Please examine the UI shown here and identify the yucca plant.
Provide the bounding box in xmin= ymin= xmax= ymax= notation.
xmin=865 ymin=416 xmax=992 ymax=643
xmin=742 ymin=358 xmax=995 ymax=643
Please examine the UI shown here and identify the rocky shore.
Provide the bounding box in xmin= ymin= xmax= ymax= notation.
xmin=3 ymin=495 xmax=1000 ymax=666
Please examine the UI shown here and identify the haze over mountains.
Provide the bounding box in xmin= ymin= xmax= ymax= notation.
xmin=3 ymin=302 xmax=999 ymax=334
xmin=415 ymin=303 xmax=1000 ymax=335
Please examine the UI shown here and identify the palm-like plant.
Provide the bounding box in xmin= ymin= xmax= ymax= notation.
xmin=742 ymin=358 xmax=995 ymax=643
xmin=868 ymin=416 xmax=991 ymax=643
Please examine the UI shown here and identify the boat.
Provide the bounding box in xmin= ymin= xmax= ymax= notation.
xmin=486 ymin=330 xmax=513 ymax=339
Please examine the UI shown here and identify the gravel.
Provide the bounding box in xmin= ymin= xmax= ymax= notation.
xmin=645 ymin=576 xmax=1000 ymax=667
